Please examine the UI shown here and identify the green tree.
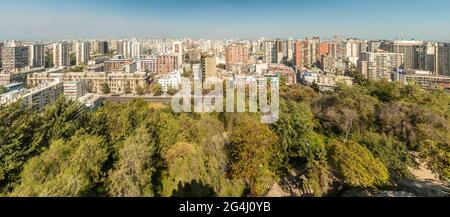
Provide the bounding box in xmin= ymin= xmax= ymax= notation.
xmin=69 ymin=53 xmax=76 ymax=66
xmin=101 ymin=82 xmax=110 ymax=94
xmin=0 ymin=97 xmax=85 ymax=195
xmin=150 ymin=83 xmax=163 ymax=96
xmin=124 ymin=82 xmax=132 ymax=94
xmin=136 ymin=85 xmax=145 ymax=96
xmin=0 ymin=85 xmax=6 ymax=94
xmin=359 ymin=131 xmax=413 ymax=180
xmin=328 ymin=139 xmax=389 ymax=189
xmin=229 ymin=115 xmax=278 ymax=196
xmin=11 ymin=132 xmax=109 ymax=196
xmin=108 ymin=126 xmax=158 ymax=196
xmin=167 ymin=86 xmax=178 ymax=96
xmin=45 ymin=51 xmax=53 ymax=68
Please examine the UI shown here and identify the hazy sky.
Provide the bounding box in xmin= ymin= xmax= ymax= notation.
xmin=1 ymin=0 xmax=450 ymax=41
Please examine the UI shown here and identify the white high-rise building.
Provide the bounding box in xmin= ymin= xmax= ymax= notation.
xmin=263 ymin=40 xmax=276 ymax=64
xmin=345 ymin=38 xmax=362 ymax=66
xmin=53 ymin=42 xmax=70 ymax=68
xmin=28 ymin=44 xmax=45 ymax=68
xmin=130 ymin=41 xmax=142 ymax=59
xmin=76 ymin=42 xmax=90 ymax=65
xmin=287 ymin=38 xmax=294 ymax=63
xmin=172 ymin=41 xmax=183 ymax=68
xmin=122 ymin=40 xmax=141 ymax=59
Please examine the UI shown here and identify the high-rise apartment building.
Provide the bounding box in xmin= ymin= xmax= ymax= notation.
xmin=53 ymin=42 xmax=70 ymax=68
xmin=275 ymin=39 xmax=286 ymax=64
xmin=368 ymin=41 xmax=382 ymax=53
xmin=358 ymin=52 xmax=403 ymax=81
xmin=120 ymin=40 xmax=142 ymax=59
xmin=1 ymin=46 xmax=29 ymax=72
xmin=76 ymin=42 xmax=90 ymax=65
xmin=201 ymin=55 xmax=217 ymax=82
xmin=382 ymin=40 xmax=424 ymax=70
xmin=97 ymin=41 xmax=109 ymax=54
xmin=172 ymin=41 xmax=183 ymax=68
xmin=0 ymin=42 xmax=4 ymax=68
xmin=28 ymin=44 xmax=45 ymax=68
xmin=263 ymin=40 xmax=277 ymax=64
xmin=302 ymin=37 xmax=321 ymax=67
xmin=156 ymin=55 xmax=178 ymax=74
xmin=320 ymin=42 xmax=331 ymax=56
xmin=423 ymin=42 xmax=439 ymax=74
xmin=286 ymin=38 xmax=294 ymax=63
xmin=294 ymin=40 xmax=303 ymax=69
xmin=437 ymin=43 xmax=450 ymax=76
xmin=345 ymin=38 xmax=362 ymax=65
xmin=225 ymin=43 xmax=250 ymax=71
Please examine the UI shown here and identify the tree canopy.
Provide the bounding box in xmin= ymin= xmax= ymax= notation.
xmin=0 ymin=80 xmax=449 ymax=197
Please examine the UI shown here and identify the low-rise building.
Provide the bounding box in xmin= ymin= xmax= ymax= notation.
xmin=302 ymin=71 xmax=353 ymax=91
xmin=77 ymin=93 xmax=102 ymax=109
xmin=0 ymin=67 xmax=46 ymax=85
xmin=396 ymin=69 xmax=450 ymax=91
xmin=28 ymin=71 xmax=148 ymax=94
xmin=0 ymin=80 xmax=63 ymax=111
xmin=2 ymin=82 xmax=24 ymax=92
xmin=158 ymin=70 xmax=182 ymax=92
xmin=104 ymin=56 xmax=133 ymax=72
xmin=63 ymin=81 xmax=89 ymax=100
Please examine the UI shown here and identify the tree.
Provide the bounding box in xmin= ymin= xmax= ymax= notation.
xmin=45 ymin=51 xmax=53 ymax=68
xmin=68 ymin=65 xmax=85 ymax=72
xmin=229 ymin=115 xmax=278 ymax=196
xmin=272 ymin=100 xmax=326 ymax=171
xmin=136 ymin=85 xmax=145 ymax=96
xmin=182 ymin=67 xmax=193 ymax=78
xmin=359 ymin=131 xmax=413 ymax=180
xmin=150 ymin=83 xmax=163 ymax=96
xmin=328 ymin=139 xmax=389 ymax=189
xmin=346 ymin=68 xmax=367 ymax=85
xmin=167 ymin=86 xmax=178 ymax=96
xmin=11 ymin=132 xmax=109 ymax=196
xmin=101 ymin=82 xmax=110 ymax=94
xmin=124 ymin=82 xmax=132 ymax=94
xmin=69 ymin=53 xmax=76 ymax=66
xmin=108 ymin=126 xmax=157 ymax=196
xmin=0 ymin=85 xmax=6 ymax=94
xmin=0 ymin=97 xmax=85 ymax=195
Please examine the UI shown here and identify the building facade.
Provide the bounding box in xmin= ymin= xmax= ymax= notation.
xmin=76 ymin=42 xmax=90 ymax=65
xmin=225 ymin=43 xmax=250 ymax=71
xmin=28 ymin=44 xmax=45 ymax=68
xmin=1 ymin=46 xmax=29 ymax=72
xmin=358 ymin=52 xmax=403 ymax=81
xmin=53 ymin=42 xmax=70 ymax=68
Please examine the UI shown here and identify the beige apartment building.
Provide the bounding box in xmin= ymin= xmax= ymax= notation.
xmin=53 ymin=42 xmax=70 ymax=68
xmin=201 ymin=55 xmax=217 ymax=81
xmin=27 ymin=71 xmax=148 ymax=94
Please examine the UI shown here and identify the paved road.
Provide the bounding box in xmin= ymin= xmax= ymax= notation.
xmin=101 ymin=95 xmax=220 ymax=104
xmin=102 ymin=96 xmax=173 ymax=103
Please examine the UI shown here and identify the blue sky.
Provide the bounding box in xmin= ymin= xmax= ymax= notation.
xmin=1 ymin=0 xmax=450 ymax=41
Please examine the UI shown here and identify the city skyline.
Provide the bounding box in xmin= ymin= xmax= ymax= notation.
xmin=2 ymin=0 xmax=450 ymax=41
